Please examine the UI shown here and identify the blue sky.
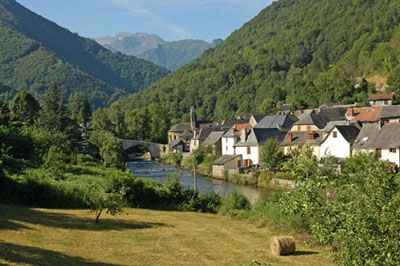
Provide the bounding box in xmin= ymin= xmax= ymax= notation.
xmin=17 ymin=0 xmax=273 ymax=42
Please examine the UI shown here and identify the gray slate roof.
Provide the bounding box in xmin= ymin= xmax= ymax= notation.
xmin=378 ymin=106 xmax=400 ymax=119
xmin=254 ymin=114 xmax=298 ymax=130
xmin=236 ymin=128 xmax=285 ymax=147
xmin=169 ymin=139 xmax=185 ymax=147
xmin=180 ymin=129 xmax=193 ymax=141
xmin=221 ymin=119 xmax=250 ymax=127
xmin=294 ymin=110 xmax=327 ymax=129
xmin=202 ymin=131 xmax=225 ymax=146
xmin=213 ymin=155 xmax=242 ymax=165
xmin=355 ymin=123 xmax=400 ymax=149
xmin=353 ymin=124 xmax=379 ymax=149
xmin=281 ymin=131 xmax=325 ymax=146
xmin=193 ymin=126 xmax=230 ymax=140
xmin=169 ymin=123 xmax=192 ymax=133
xmin=335 ymin=125 xmax=360 ymax=144
xmin=318 ymin=107 xmax=348 ymax=122
xmin=252 ymin=114 xmax=268 ymax=123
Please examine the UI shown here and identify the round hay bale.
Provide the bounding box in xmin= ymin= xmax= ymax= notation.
xmin=270 ymin=236 xmax=296 ymax=256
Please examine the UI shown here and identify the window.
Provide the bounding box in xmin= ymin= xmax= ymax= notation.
xmin=306 ymin=125 xmax=311 ymax=131
xmin=226 ymin=138 xmax=228 ymax=143
xmin=384 ymin=120 xmax=390 ymax=124
xmin=226 ymin=146 xmax=228 ymax=152
xmin=333 ymin=131 xmax=337 ymax=138
xmin=390 ymin=148 xmax=397 ymax=153
xmin=308 ymin=133 xmax=315 ymax=140
xmin=237 ymin=160 xmax=241 ymax=168
xmin=247 ymin=146 xmax=251 ymax=154
xmin=297 ymin=125 xmax=301 ymax=131
xmin=376 ymin=148 xmax=382 ymax=157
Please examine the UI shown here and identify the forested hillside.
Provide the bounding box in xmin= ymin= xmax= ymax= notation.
xmin=118 ymin=0 xmax=400 ymax=121
xmin=95 ymin=33 xmax=222 ymax=71
xmin=0 ymin=0 xmax=169 ymax=108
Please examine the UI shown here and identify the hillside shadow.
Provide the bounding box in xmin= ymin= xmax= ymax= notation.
xmin=0 ymin=241 xmax=120 ymax=266
xmin=0 ymin=205 xmax=170 ymax=232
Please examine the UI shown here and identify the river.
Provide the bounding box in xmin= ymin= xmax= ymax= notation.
xmin=127 ymin=160 xmax=268 ymax=204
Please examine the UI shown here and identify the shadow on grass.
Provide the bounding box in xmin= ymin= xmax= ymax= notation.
xmin=0 ymin=204 xmax=170 ymax=232
xmin=0 ymin=241 xmax=120 ymax=266
xmin=292 ymin=251 xmax=319 ymax=256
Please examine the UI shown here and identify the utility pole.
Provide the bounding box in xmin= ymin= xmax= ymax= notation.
xmin=193 ymin=151 xmax=198 ymax=192
xmin=193 ymin=160 xmax=197 ymax=192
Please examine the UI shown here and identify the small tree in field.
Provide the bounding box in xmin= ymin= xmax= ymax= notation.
xmin=85 ymin=185 xmax=125 ymax=223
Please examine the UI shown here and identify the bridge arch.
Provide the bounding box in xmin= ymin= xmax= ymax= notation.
xmin=122 ymin=139 xmax=168 ymax=159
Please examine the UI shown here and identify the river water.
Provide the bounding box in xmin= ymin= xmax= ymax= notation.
xmin=127 ymin=160 xmax=268 ymax=204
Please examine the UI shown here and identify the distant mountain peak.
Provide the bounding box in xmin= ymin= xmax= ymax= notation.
xmin=95 ymin=32 xmax=223 ymax=71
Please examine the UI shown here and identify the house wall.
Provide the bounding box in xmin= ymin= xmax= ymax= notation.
xmin=212 ymin=157 xmax=241 ymax=177
xmin=320 ymin=129 xmax=351 ymax=158
xmin=236 ymin=146 xmax=260 ymax=165
xmin=369 ymin=99 xmax=392 ymax=106
xmin=168 ymin=132 xmax=181 ymax=143
xmin=290 ymin=125 xmax=320 ymax=132
xmin=249 ymin=116 xmax=258 ymax=127
xmin=382 ymin=148 xmax=400 ymax=166
xmin=222 ymin=137 xmax=237 ymax=155
xmin=190 ymin=139 xmax=201 ymax=153
xmin=214 ymin=141 xmax=222 ymax=156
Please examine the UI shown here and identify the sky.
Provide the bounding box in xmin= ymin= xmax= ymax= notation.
xmin=17 ymin=0 xmax=273 ymax=42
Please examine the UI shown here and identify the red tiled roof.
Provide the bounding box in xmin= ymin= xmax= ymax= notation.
xmin=368 ymin=94 xmax=394 ymax=101
xmin=234 ymin=123 xmax=252 ymax=136
xmin=346 ymin=107 xmax=383 ymax=122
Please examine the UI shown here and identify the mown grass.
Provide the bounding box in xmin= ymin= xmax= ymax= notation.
xmin=0 ymin=204 xmax=332 ymax=265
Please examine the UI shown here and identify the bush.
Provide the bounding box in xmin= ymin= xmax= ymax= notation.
xmin=220 ymin=191 xmax=251 ymax=217
xmin=163 ymin=153 xmax=183 ymax=167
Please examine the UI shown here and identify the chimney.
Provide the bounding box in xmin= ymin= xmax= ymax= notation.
xmin=289 ymin=133 xmax=293 ymax=144
xmin=349 ymin=108 xmax=354 ymax=117
xmin=240 ymin=128 xmax=247 ymax=143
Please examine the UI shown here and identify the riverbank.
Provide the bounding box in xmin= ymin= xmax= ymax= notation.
xmin=159 ymin=154 xmax=294 ymax=190
xmin=127 ymin=160 xmax=268 ymax=204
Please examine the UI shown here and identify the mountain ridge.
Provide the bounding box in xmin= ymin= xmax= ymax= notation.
xmin=94 ymin=33 xmax=223 ymax=71
xmin=0 ymin=0 xmax=169 ymax=107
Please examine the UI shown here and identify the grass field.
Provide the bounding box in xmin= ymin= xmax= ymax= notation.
xmin=0 ymin=204 xmax=332 ymax=265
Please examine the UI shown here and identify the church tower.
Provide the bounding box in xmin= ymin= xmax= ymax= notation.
xmin=190 ymin=106 xmax=197 ymax=132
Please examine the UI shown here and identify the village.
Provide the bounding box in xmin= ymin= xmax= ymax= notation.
xmin=168 ymin=93 xmax=400 ymax=178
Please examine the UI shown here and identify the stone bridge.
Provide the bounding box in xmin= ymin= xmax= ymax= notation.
xmin=122 ymin=139 xmax=169 ymax=159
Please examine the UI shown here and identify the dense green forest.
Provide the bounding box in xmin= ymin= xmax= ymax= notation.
xmin=0 ymin=0 xmax=169 ymax=108
xmin=96 ymin=33 xmax=222 ymax=71
xmin=116 ymin=0 xmax=400 ymax=121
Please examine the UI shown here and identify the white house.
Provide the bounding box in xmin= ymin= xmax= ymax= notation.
xmin=235 ymin=128 xmax=285 ymax=167
xmin=320 ymin=125 xmax=360 ymax=158
xmin=221 ymin=124 xmax=252 ymax=155
xmin=353 ymin=123 xmax=400 ymax=168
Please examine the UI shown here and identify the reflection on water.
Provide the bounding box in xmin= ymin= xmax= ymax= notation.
xmin=127 ymin=160 xmax=268 ymax=204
